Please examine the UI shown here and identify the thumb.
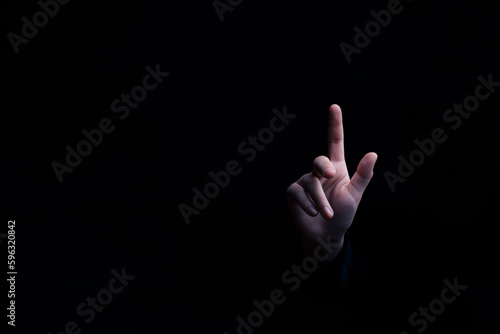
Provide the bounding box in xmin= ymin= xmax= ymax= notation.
xmin=347 ymin=152 xmax=377 ymax=202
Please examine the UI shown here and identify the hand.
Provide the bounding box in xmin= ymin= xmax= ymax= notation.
xmin=286 ymin=104 xmax=377 ymax=262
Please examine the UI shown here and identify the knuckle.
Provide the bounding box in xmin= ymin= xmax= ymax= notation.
xmin=313 ymin=155 xmax=329 ymax=166
xmin=302 ymin=173 xmax=316 ymax=184
xmin=286 ymin=183 xmax=299 ymax=195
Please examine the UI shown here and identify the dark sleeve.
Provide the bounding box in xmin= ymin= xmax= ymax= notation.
xmin=269 ymin=232 xmax=367 ymax=333
xmin=301 ymin=231 xmax=367 ymax=306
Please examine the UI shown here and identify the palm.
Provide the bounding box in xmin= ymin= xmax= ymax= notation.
xmin=290 ymin=162 xmax=358 ymax=243
xmin=287 ymin=105 xmax=377 ymax=253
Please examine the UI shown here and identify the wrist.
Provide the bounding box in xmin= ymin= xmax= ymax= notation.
xmin=301 ymin=234 xmax=345 ymax=264
xmin=322 ymin=235 xmax=345 ymax=264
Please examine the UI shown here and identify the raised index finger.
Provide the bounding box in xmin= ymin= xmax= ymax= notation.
xmin=328 ymin=104 xmax=345 ymax=162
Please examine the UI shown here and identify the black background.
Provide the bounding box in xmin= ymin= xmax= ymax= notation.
xmin=1 ymin=0 xmax=499 ymax=333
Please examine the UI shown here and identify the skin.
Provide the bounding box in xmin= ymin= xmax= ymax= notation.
xmin=287 ymin=104 xmax=377 ymax=263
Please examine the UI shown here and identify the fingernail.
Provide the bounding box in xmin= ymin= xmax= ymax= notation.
xmin=309 ymin=206 xmax=318 ymax=215
xmin=324 ymin=206 xmax=333 ymax=217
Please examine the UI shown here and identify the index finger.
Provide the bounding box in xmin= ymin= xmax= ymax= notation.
xmin=328 ymin=104 xmax=345 ymax=162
